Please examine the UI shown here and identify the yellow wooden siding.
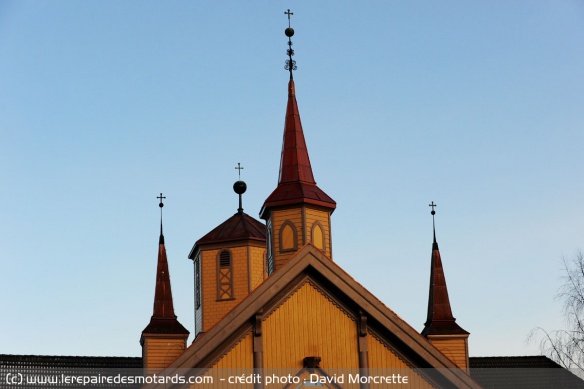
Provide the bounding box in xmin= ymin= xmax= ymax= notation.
xmin=249 ymin=247 xmax=266 ymax=291
xmin=429 ymin=338 xmax=468 ymax=370
xmin=197 ymin=332 xmax=254 ymax=389
xmin=304 ymin=207 xmax=331 ymax=256
xmin=263 ymin=282 xmax=359 ymax=370
xmin=143 ymin=337 xmax=186 ymax=373
xmin=367 ymin=332 xmax=435 ymax=389
xmin=201 ymin=247 xmax=249 ymax=331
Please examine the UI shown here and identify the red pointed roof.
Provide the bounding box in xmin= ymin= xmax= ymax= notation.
xmin=189 ymin=212 xmax=266 ymax=258
xmin=422 ymin=241 xmax=468 ymax=336
xmin=260 ymin=80 xmax=335 ymax=219
xmin=142 ymin=233 xmax=189 ymax=336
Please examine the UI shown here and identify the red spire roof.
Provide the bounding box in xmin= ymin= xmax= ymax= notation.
xmin=142 ymin=232 xmax=189 ymax=336
xmin=260 ymin=80 xmax=335 ymax=218
xmin=422 ymin=241 xmax=468 ymax=336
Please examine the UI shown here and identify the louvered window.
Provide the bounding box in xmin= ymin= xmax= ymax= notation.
xmin=266 ymin=221 xmax=274 ymax=275
xmin=217 ymin=250 xmax=233 ymax=300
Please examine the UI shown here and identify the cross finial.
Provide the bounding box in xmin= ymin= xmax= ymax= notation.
xmin=235 ymin=162 xmax=244 ymax=180
xmin=429 ymin=201 xmax=437 ymax=245
xmin=429 ymin=201 xmax=437 ymax=215
xmin=285 ymin=9 xmax=293 ymax=26
xmin=157 ymin=193 xmax=166 ymax=208
xmin=284 ymin=9 xmax=297 ymax=80
xmin=157 ymin=193 xmax=166 ymax=241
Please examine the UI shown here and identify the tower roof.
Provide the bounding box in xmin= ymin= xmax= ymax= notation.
xmin=142 ymin=205 xmax=189 ymax=337
xmin=260 ymin=80 xmax=336 ymax=219
xmin=422 ymin=208 xmax=468 ymax=337
xmin=189 ymin=212 xmax=266 ymax=258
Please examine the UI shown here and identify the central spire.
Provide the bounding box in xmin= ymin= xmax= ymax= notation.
xmin=260 ymin=12 xmax=336 ymax=271
xmin=260 ymin=14 xmax=335 ymax=218
xmin=278 ymin=80 xmax=315 ymax=184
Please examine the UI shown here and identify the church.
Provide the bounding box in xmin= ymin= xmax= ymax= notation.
xmin=138 ymin=17 xmax=480 ymax=389
xmin=2 ymin=11 xmax=583 ymax=389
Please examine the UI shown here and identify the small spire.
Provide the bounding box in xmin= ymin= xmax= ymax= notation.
xmin=233 ymin=163 xmax=247 ymax=214
xmin=422 ymin=202 xmax=468 ymax=337
xmin=157 ymin=193 xmax=166 ymax=244
xmin=429 ymin=201 xmax=437 ymax=249
xmin=284 ymin=9 xmax=297 ymax=80
xmin=141 ymin=194 xmax=189 ymax=340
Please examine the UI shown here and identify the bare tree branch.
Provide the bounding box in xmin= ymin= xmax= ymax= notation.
xmin=530 ymin=250 xmax=584 ymax=371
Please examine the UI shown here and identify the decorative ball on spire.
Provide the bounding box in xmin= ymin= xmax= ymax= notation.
xmin=233 ymin=180 xmax=247 ymax=195
xmin=285 ymin=27 xmax=294 ymax=37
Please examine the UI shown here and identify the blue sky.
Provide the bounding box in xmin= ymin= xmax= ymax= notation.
xmin=1 ymin=1 xmax=583 ymax=358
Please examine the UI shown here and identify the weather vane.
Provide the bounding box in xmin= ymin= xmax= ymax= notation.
xmin=284 ymin=9 xmax=297 ymax=79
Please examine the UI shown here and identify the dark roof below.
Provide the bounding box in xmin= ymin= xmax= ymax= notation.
xmin=191 ymin=212 xmax=265 ymax=255
xmin=0 ymin=354 xmax=142 ymax=388
xmin=142 ymin=317 xmax=190 ymax=336
xmin=469 ymin=356 xmax=584 ymax=389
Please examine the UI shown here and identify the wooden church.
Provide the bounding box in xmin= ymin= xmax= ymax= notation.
xmin=139 ymin=16 xmax=478 ymax=389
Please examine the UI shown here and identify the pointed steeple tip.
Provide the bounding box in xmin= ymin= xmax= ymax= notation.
xmin=288 ymin=79 xmax=296 ymax=96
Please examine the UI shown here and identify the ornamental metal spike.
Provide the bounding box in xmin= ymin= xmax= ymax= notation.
xmin=284 ymin=9 xmax=297 ymax=80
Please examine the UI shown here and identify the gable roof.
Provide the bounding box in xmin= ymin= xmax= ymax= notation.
xmin=148 ymin=244 xmax=479 ymax=388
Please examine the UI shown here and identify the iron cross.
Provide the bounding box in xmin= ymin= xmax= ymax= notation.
xmin=285 ymin=9 xmax=293 ymax=26
xmin=429 ymin=201 xmax=437 ymax=215
xmin=157 ymin=193 xmax=166 ymax=208
xmin=235 ymin=163 xmax=244 ymax=179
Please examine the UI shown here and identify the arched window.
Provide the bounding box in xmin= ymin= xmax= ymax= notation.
xmin=217 ymin=250 xmax=233 ymax=300
xmin=279 ymin=221 xmax=297 ymax=252
xmin=311 ymin=221 xmax=325 ymax=250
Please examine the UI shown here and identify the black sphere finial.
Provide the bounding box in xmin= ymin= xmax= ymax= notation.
xmin=233 ymin=180 xmax=247 ymax=195
xmin=234 ymin=163 xmax=247 ymax=213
